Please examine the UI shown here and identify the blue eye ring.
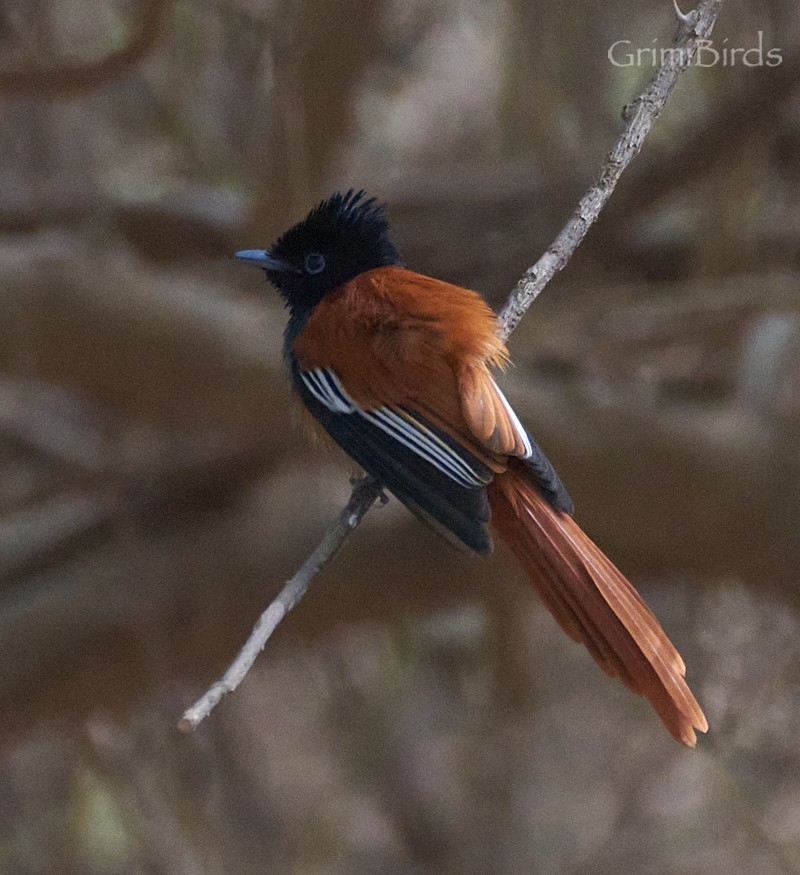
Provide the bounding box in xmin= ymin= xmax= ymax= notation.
xmin=304 ymin=252 xmax=326 ymax=275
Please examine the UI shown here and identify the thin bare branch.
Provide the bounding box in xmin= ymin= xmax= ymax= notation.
xmin=497 ymin=0 xmax=726 ymax=338
xmin=179 ymin=0 xmax=728 ymax=731
xmin=178 ymin=476 xmax=383 ymax=731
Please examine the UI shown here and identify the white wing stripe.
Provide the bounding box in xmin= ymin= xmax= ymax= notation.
xmin=366 ymin=409 xmax=483 ymax=487
xmin=493 ymin=381 xmax=533 ymax=458
xmin=300 ymin=368 xmax=357 ymax=413
xmin=300 ymin=367 xmax=487 ymax=488
xmin=300 ymin=371 xmax=331 ymax=409
xmin=363 ymin=409 xmax=483 ymax=488
xmin=320 ymin=369 xmax=355 ymax=407
xmin=376 ymin=408 xmax=488 ymax=485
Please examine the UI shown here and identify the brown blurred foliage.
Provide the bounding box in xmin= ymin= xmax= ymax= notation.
xmin=1 ymin=0 xmax=799 ymax=872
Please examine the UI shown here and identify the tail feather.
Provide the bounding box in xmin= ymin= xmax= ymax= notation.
xmin=488 ymin=462 xmax=708 ymax=746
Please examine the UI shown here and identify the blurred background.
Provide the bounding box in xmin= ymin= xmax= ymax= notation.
xmin=1 ymin=0 xmax=799 ymax=872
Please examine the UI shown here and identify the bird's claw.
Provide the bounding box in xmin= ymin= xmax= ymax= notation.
xmin=350 ymin=474 xmax=389 ymax=504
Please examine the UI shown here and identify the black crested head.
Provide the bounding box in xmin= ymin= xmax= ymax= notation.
xmin=238 ymin=190 xmax=403 ymax=316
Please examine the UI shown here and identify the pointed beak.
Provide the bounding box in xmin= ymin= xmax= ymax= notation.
xmin=234 ymin=250 xmax=300 ymax=273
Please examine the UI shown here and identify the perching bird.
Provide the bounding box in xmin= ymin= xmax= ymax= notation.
xmin=235 ymin=190 xmax=707 ymax=746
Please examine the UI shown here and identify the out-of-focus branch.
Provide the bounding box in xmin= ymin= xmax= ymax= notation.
xmin=0 ymin=434 xmax=275 ymax=583
xmin=0 ymin=0 xmax=167 ymax=97
xmin=179 ymin=0 xmax=728 ymax=731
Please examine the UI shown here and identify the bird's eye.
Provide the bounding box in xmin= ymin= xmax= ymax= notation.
xmin=304 ymin=252 xmax=326 ymax=275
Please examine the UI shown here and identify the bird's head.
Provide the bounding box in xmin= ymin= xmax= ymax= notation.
xmin=235 ymin=190 xmax=403 ymax=315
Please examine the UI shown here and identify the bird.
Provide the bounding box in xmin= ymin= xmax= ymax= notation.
xmin=235 ymin=189 xmax=708 ymax=746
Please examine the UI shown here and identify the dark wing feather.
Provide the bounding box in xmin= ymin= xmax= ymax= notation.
xmin=290 ymin=266 xmax=571 ymax=544
xmin=294 ymin=368 xmax=494 ymax=554
xmin=520 ymin=442 xmax=574 ymax=515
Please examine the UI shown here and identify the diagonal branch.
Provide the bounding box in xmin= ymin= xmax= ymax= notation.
xmin=178 ymin=477 xmax=384 ymax=731
xmin=179 ymin=0 xmax=727 ymax=732
xmin=497 ymin=0 xmax=726 ymax=338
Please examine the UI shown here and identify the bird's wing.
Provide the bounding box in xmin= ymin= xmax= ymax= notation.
xmin=291 ymin=267 xmax=571 ymax=549
xmin=293 ymin=364 xmax=495 ymax=553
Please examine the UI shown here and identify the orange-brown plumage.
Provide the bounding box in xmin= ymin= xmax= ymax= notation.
xmin=237 ymin=190 xmax=707 ymax=746
xmin=294 ymin=267 xmax=506 ymax=404
xmin=294 ymin=265 xmax=707 ymax=745
xmin=489 ymin=464 xmax=707 ymax=746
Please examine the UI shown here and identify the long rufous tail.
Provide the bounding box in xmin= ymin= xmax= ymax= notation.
xmin=488 ymin=461 xmax=708 ymax=746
